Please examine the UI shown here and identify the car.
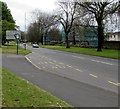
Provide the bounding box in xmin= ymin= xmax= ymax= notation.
xmin=32 ymin=44 xmax=39 ymax=48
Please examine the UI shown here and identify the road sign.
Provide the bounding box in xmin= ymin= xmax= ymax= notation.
xmin=6 ymin=30 xmax=21 ymax=40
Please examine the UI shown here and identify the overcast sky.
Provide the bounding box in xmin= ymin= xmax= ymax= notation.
xmin=2 ymin=0 xmax=58 ymax=31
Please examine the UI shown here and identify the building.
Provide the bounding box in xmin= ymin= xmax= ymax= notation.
xmin=107 ymin=32 xmax=120 ymax=41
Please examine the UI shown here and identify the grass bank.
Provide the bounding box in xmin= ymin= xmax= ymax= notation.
xmin=1 ymin=43 xmax=31 ymax=55
xmin=2 ymin=68 xmax=74 ymax=108
xmin=40 ymin=45 xmax=119 ymax=59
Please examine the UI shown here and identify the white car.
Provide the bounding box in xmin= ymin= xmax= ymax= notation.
xmin=32 ymin=44 xmax=39 ymax=48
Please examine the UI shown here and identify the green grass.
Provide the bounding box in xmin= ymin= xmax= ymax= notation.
xmin=40 ymin=45 xmax=119 ymax=59
xmin=1 ymin=43 xmax=31 ymax=55
xmin=2 ymin=68 xmax=75 ymax=108
xmin=0 ymin=68 xmax=2 ymax=107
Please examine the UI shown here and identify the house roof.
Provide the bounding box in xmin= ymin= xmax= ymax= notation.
xmin=112 ymin=32 xmax=120 ymax=35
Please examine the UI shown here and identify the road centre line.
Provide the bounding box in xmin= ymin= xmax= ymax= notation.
xmin=91 ymin=60 xmax=113 ymax=65
xmin=89 ymin=74 xmax=98 ymax=78
xmin=108 ymin=81 xmax=120 ymax=86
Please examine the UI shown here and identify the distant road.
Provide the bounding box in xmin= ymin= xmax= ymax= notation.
xmin=23 ymin=44 xmax=119 ymax=93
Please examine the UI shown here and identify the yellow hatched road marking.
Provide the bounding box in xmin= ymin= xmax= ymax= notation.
xmin=108 ymin=81 xmax=120 ymax=86
xmin=56 ymin=65 xmax=63 ymax=68
xmin=66 ymin=65 xmax=72 ymax=68
xmin=52 ymin=66 xmax=58 ymax=69
xmin=49 ymin=62 xmax=54 ymax=64
xmin=89 ymin=74 xmax=98 ymax=78
xmin=76 ymin=69 xmax=83 ymax=72
xmin=59 ymin=62 xmax=64 ymax=65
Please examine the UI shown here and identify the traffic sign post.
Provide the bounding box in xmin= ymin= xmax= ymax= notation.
xmin=6 ymin=30 xmax=21 ymax=55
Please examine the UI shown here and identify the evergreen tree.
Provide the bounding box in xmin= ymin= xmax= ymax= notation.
xmin=0 ymin=1 xmax=17 ymax=45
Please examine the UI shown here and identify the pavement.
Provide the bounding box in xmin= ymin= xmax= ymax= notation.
xmin=2 ymin=53 xmax=119 ymax=107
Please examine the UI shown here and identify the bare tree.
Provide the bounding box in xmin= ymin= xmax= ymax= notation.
xmin=31 ymin=10 xmax=58 ymax=44
xmin=47 ymin=27 xmax=62 ymax=41
xmin=57 ymin=0 xmax=82 ymax=48
xmin=27 ymin=22 xmax=39 ymax=42
xmin=76 ymin=0 xmax=119 ymax=51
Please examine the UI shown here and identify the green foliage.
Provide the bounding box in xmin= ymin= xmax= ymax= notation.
xmin=0 ymin=2 xmax=2 ymax=21
xmin=1 ymin=1 xmax=15 ymax=23
xmin=2 ymin=20 xmax=16 ymax=44
xmin=0 ymin=1 xmax=17 ymax=45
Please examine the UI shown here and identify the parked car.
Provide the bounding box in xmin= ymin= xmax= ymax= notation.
xmin=32 ymin=44 xmax=39 ymax=48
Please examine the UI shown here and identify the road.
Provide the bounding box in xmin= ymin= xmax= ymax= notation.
xmin=23 ymin=45 xmax=119 ymax=93
xmin=2 ymin=54 xmax=118 ymax=107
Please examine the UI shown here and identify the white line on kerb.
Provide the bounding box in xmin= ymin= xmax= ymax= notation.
xmin=91 ymin=60 xmax=113 ymax=65
xmin=25 ymin=56 xmax=42 ymax=70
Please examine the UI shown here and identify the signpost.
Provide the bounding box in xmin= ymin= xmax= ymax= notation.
xmin=6 ymin=30 xmax=21 ymax=55
xmin=6 ymin=30 xmax=21 ymax=40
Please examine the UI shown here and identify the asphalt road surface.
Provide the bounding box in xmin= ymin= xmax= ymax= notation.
xmin=23 ymin=44 xmax=119 ymax=93
xmin=2 ymin=54 xmax=118 ymax=107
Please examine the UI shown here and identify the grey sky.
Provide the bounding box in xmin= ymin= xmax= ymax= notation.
xmin=2 ymin=0 xmax=58 ymax=31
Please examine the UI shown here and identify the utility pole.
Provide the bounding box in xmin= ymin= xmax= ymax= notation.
xmin=24 ymin=12 xmax=27 ymax=50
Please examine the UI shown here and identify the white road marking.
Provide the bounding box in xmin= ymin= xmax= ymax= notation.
xmin=25 ymin=57 xmax=42 ymax=70
xmin=91 ymin=60 xmax=113 ymax=65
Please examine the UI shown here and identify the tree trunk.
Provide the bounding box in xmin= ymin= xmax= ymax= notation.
xmin=72 ymin=27 xmax=76 ymax=45
xmin=66 ymin=33 xmax=70 ymax=48
xmin=41 ymin=34 xmax=43 ymax=45
xmin=97 ymin=20 xmax=104 ymax=52
xmin=44 ymin=35 xmax=47 ymax=45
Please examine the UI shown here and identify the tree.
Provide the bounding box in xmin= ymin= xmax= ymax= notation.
xmin=1 ymin=1 xmax=15 ymax=23
xmin=0 ymin=1 xmax=16 ymax=45
xmin=76 ymin=0 xmax=119 ymax=51
xmin=27 ymin=22 xmax=39 ymax=42
xmin=2 ymin=20 xmax=16 ymax=44
xmin=47 ymin=28 xmax=62 ymax=41
xmin=57 ymin=0 xmax=78 ymax=48
xmin=31 ymin=10 xmax=58 ymax=45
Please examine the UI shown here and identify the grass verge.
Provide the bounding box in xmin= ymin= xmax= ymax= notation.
xmin=40 ymin=45 xmax=119 ymax=59
xmin=0 ymin=68 xmax=2 ymax=107
xmin=1 ymin=43 xmax=31 ymax=55
xmin=2 ymin=68 xmax=75 ymax=108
